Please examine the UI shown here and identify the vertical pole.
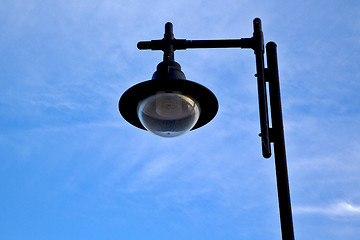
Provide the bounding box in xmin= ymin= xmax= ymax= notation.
xmin=266 ymin=42 xmax=295 ymax=240
xmin=253 ymin=18 xmax=271 ymax=158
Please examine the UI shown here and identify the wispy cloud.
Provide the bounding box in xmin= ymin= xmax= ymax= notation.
xmin=294 ymin=202 xmax=360 ymax=217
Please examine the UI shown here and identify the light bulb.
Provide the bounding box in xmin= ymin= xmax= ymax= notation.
xmin=138 ymin=92 xmax=200 ymax=137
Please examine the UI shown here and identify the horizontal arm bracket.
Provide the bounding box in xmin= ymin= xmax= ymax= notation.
xmin=137 ymin=38 xmax=255 ymax=51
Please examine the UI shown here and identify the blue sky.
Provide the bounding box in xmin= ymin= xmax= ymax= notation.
xmin=1 ymin=0 xmax=360 ymax=239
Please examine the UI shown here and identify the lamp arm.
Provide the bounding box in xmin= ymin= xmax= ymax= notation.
xmin=137 ymin=38 xmax=254 ymax=50
xmin=253 ymin=18 xmax=272 ymax=158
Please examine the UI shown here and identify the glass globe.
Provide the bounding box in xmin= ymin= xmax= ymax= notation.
xmin=138 ymin=92 xmax=200 ymax=137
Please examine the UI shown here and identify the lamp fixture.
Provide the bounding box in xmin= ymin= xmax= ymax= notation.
xmin=119 ymin=23 xmax=218 ymax=137
xmin=118 ymin=18 xmax=295 ymax=240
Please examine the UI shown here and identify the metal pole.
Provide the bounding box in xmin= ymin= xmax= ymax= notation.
xmin=266 ymin=42 xmax=295 ymax=240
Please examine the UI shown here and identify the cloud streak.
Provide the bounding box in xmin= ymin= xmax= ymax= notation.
xmin=295 ymin=202 xmax=360 ymax=217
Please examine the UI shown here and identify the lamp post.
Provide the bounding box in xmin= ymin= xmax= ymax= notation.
xmin=119 ymin=18 xmax=295 ymax=240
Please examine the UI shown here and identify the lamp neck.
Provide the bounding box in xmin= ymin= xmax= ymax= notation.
xmin=152 ymin=61 xmax=186 ymax=80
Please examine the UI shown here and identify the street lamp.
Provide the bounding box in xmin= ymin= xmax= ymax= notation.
xmin=119 ymin=18 xmax=295 ymax=240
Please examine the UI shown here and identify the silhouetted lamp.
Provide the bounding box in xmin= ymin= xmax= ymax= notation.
xmin=118 ymin=19 xmax=295 ymax=240
xmin=119 ymin=23 xmax=218 ymax=137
